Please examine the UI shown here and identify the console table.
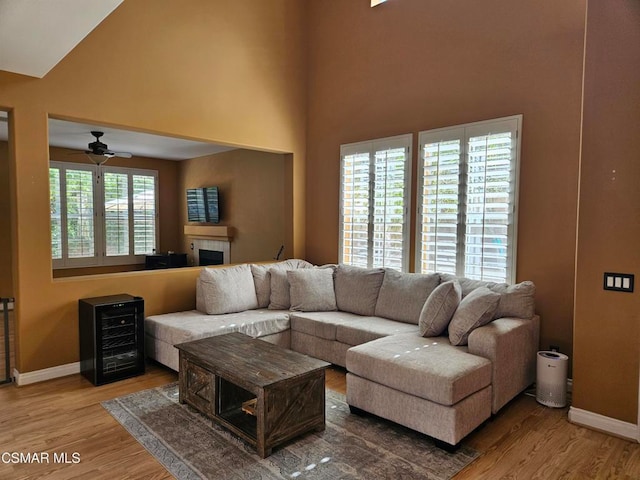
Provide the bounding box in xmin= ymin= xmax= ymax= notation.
xmin=144 ymin=253 xmax=188 ymax=269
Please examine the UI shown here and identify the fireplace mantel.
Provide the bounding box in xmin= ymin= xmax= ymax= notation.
xmin=184 ymin=225 xmax=233 ymax=241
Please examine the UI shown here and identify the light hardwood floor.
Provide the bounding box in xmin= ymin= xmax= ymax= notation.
xmin=0 ymin=364 xmax=638 ymax=479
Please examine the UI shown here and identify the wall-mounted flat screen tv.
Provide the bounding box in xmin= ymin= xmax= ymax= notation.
xmin=187 ymin=186 xmax=219 ymax=223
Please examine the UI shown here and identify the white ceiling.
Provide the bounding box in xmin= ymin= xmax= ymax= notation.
xmin=0 ymin=113 xmax=236 ymax=160
xmin=0 ymin=0 xmax=124 ymax=78
xmin=47 ymin=118 xmax=237 ymax=160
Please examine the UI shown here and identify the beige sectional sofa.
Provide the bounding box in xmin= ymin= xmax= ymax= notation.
xmin=145 ymin=260 xmax=539 ymax=449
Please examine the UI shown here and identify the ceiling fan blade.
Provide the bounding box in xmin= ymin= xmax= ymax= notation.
xmin=112 ymin=152 xmax=132 ymax=158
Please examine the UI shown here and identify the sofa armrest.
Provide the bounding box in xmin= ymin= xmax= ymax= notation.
xmin=467 ymin=315 xmax=540 ymax=414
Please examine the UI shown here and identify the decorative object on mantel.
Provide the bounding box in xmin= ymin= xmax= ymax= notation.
xmin=103 ymin=383 xmax=479 ymax=480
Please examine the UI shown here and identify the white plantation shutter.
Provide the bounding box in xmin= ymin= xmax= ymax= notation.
xmin=50 ymin=161 xmax=157 ymax=268
xmin=132 ymin=174 xmax=157 ymax=255
xmin=50 ymin=162 xmax=99 ymax=268
xmin=104 ymin=171 xmax=130 ymax=256
xmin=340 ymin=150 xmax=370 ymax=268
xmin=66 ymin=168 xmax=96 ymax=259
xmin=464 ymin=121 xmax=517 ymax=282
xmin=418 ymin=131 xmax=463 ymax=275
xmin=417 ymin=116 xmax=521 ymax=283
xmin=49 ymin=166 xmax=63 ymax=260
xmin=340 ymin=134 xmax=411 ymax=271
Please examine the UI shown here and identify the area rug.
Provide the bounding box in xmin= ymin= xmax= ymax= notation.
xmin=102 ymin=383 xmax=479 ymax=480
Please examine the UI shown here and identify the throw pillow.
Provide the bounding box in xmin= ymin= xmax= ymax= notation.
xmin=492 ymin=281 xmax=536 ymax=319
xmin=252 ymin=260 xmax=315 ymax=309
xmin=250 ymin=264 xmax=272 ymax=308
xmin=288 ymin=268 xmax=337 ymax=312
xmin=334 ymin=264 xmax=385 ymax=316
xmin=375 ymin=270 xmax=440 ymax=324
xmin=198 ymin=264 xmax=259 ymax=315
xmin=419 ymin=280 xmax=462 ymax=337
xmin=268 ymin=268 xmax=291 ymax=310
xmin=440 ymin=274 xmax=536 ymax=320
xmin=448 ymin=287 xmax=500 ymax=346
xmin=440 ymin=273 xmax=498 ymax=297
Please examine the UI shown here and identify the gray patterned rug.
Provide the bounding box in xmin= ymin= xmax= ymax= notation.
xmin=102 ymin=383 xmax=479 ymax=479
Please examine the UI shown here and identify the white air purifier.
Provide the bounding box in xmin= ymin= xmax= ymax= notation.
xmin=536 ymin=351 xmax=569 ymax=408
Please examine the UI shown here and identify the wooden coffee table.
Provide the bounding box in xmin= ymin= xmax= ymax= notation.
xmin=175 ymin=332 xmax=330 ymax=458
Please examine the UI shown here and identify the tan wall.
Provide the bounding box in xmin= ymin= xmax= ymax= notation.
xmin=0 ymin=0 xmax=307 ymax=373
xmin=305 ymin=0 xmax=587 ymax=363
xmin=0 ymin=140 xmax=12 ymax=297
xmin=573 ymin=0 xmax=640 ymax=424
xmin=179 ymin=149 xmax=286 ymax=264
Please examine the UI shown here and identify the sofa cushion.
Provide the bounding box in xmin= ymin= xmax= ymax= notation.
xmin=419 ymin=280 xmax=461 ymax=337
xmin=334 ymin=265 xmax=385 ymax=316
xmin=448 ymin=287 xmax=500 ymax=346
xmin=374 ymin=270 xmax=440 ymax=324
xmin=145 ymin=309 xmax=290 ymax=346
xmin=268 ymin=268 xmax=291 ymax=310
xmin=197 ymin=264 xmax=258 ymax=314
xmin=491 ymin=281 xmax=536 ymax=319
xmin=440 ymin=274 xmax=498 ymax=297
xmin=251 ymin=260 xmax=314 ymax=308
xmin=290 ymin=311 xmax=366 ymax=341
xmin=346 ymin=333 xmax=492 ymax=406
xmin=440 ymin=274 xmax=536 ymax=320
xmin=336 ymin=317 xmax=418 ymax=346
xmin=288 ymin=268 xmax=337 ymax=312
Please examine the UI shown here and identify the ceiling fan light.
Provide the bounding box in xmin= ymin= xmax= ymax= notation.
xmin=85 ymin=152 xmax=108 ymax=165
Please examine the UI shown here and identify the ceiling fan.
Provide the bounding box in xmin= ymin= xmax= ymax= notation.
xmin=82 ymin=131 xmax=132 ymax=165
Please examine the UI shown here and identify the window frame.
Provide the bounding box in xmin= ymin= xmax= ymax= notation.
xmin=415 ymin=115 xmax=522 ymax=284
xmin=50 ymin=161 xmax=159 ymax=269
xmin=339 ymin=133 xmax=412 ymax=272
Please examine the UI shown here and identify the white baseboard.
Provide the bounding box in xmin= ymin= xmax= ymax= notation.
xmin=569 ymin=406 xmax=638 ymax=442
xmin=13 ymin=362 xmax=80 ymax=386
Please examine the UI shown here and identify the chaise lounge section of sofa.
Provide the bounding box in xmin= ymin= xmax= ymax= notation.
xmin=145 ymin=260 xmax=539 ymax=448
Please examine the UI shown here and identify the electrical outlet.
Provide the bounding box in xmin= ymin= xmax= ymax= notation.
xmin=603 ymin=273 xmax=634 ymax=292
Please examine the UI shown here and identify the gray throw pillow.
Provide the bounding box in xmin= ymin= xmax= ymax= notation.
xmin=448 ymin=286 xmax=500 ymax=346
xmin=440 ymin=273 xmax=498 ymax=297
xmin=268 ymin=268 xmax=290 ymax=310
xmin=492 ymin=281 xmax=536 ymax=319
xmin=288 ymin=268 xmax=337 ymax=312
xmin=375 ymin=270 xmax=440 ymax=324
xmin=253 ymin=260 xmax=315 ymax=309
xmin=250 ymin=264 xmax=272 ymax=308
xmin=334 ymin=264 xmax=385 ymax=316
xmin=419 ymin=280 xmax=462 ymax=337
xmin=440 ymin=274 xmax=536 ymax=320
xmin=198 ymin=264 xmax=259 ymax=315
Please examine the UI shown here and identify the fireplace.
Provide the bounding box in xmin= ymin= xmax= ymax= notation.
xmin=187 ymin=230 xmax=231 ymax=266
xmin=199 ymin=249 xmax=224 ymax=266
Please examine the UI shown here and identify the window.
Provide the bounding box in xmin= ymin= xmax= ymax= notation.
xmin=50 ymin=161 xmax=158 ymax=268
xmin=339 ymin=134 xmax=412 ymax=272
xmin=416 ymin=116 xmax=521 ymax=283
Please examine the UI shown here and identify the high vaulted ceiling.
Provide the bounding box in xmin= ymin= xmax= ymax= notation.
xmin=0 ymin=1 xmax=237 ymax=160
xmin=0 ymin=0 xmax=124 ymax=78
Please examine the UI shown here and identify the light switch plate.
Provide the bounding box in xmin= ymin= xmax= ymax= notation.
xmin=603 ymin=272 xmax=634 ymax=292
